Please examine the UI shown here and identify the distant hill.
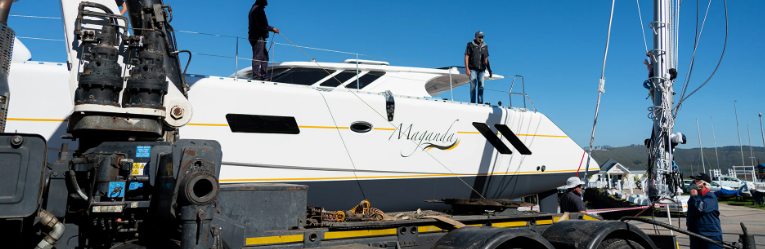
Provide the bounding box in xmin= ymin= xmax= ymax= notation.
xmin=590 ymin=145 xmax=765 ymax=176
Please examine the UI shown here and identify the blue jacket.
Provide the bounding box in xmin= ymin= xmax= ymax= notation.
xmin=686 ymin=190 xmax=722 ymax=236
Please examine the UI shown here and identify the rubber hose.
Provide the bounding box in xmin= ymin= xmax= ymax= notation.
xmin=68 ymin=169 xmax=89 ymax=201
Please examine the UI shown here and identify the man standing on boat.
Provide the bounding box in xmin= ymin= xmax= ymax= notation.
xmin=115 ymin=0 xmax=127 ymax=15
xmin=559 ymin=177 xmax=587 ymax=214
xmin=249 ymin=0 xmax=279 ymax=80
xmin=687 ymin=173 xmax=723 ymax=249
xmin=464 ymin=31 xmax=492 ymax=104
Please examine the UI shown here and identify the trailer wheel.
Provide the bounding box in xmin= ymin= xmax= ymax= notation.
xmin=432 ymin=227 xmax=554 ymax=249
xmin=598 ymin=238 xmax=646 ymax=249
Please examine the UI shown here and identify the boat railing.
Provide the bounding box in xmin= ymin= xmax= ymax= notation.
xmin=485 ymin=75 xmax=536 ymax=112
xmin=13 ymin=14 xmax=533 ymax=110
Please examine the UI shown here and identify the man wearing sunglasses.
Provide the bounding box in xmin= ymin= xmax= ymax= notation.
xmin=464 ymin=31 xmax=492 ymax=104
xmin=559 ymin=177 xmax=587 ymax=214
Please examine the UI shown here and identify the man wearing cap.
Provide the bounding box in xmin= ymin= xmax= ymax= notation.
xmin=464 ymin=31 xmax=492 ymax=104
xmin=687 ymin=173 xmax=723 ymax=249
xmin=559 ymin=177 xmax=587 ymax=213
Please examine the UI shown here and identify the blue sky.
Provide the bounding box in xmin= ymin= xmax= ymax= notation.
xmin=9 ymin=0 xmax=765 ymax=149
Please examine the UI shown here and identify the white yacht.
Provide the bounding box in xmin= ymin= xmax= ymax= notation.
xmin=5 ymin=0 xmax=599 ymax=211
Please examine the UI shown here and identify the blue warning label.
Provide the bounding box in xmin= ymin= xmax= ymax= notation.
xmin=128 ymin=182 xmax=144 ymax=190
xmin=108 ymin=182 xmax=125 ymax=198
xmin=136 ymin=146 xmax=151 ymax=158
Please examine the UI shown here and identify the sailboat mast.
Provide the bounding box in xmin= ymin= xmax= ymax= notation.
xmin=748 ymin=125 xmax=755 ymax=166
xmin=735 ymin=101 xmax=745 ymax=166
xmin=711 ymin=117 xmax=722 ymax=178
xmin=760 ymin=113 xmax=765 ymax=156
xmin=697 ymin=119 xmax=706 ymax=173
xmin=647 ymin=0 xmax=675 ymax=200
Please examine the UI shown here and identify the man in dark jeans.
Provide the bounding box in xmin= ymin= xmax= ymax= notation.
xmin=248 ymin=0 xmax=279 ymax=80
xmin=464 ymin=31 xmax=492 ymax=104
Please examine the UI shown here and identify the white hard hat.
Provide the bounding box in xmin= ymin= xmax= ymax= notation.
xmin=565 ymin=177 xmax=585 ymax=189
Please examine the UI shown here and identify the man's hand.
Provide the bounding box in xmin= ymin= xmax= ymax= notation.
xmin=465 ymin=70 xmax=471 ymax=77
xmin=120 ymin=2 xmax=128 ymax=15
xmin=272 ymin=27 xmax=280 ymax=34
xmin=488 ymin=70 xmax=493 ymax=78
xmin=690 ymin=189 xmax=698 ymax=196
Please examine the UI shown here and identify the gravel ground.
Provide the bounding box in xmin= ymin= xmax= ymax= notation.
xmin=630 ymin=203 xmax=765 ymax=248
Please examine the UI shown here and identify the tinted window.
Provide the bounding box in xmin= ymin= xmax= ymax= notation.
xmin=265 ymin=68 xmax=289 ymax=80
xmin=226 ymin=114 xmax=300 ymax=134
xmin=271 ymin=68 xmax=335 ymax=86
xmin=346 ymin=71 xmax=386 ymax=89
xmin=320 ymin=71 xmax=358 ymax=87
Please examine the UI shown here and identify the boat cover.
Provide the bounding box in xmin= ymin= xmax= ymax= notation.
xmin=714 ymin=188 xmax=739 ymax=197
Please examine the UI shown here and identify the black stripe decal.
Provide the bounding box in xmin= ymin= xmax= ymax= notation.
xmin=472 ymin=122 xmax=512 ymax=154
xmin=494 ymin=124 xmax=532 ymax=155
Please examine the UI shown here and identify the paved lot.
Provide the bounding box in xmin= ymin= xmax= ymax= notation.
xmin=631 ymin=203 xmax=765 ymax=248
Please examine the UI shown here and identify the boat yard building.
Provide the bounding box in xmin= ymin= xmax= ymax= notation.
xmin=588 ymin=159 xmax=647 ymax=190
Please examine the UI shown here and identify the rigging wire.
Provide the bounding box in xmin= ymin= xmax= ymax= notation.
xmin=582 ymin=0 xmax=616 ymax=195
xmin=7 ymin=14 xmax=442 ymax=68
xmin=636 ymin=0 xmax=648 ymax=53
xmin=674 ymin=0 xmax=712 ymax=117
xmin=316 ymin=90 xmax=368 ymax=200
xmin=9 ymin=14 xmax=60 ymax=19
xmin=174 ymin=30 xmax=440 ymax=67
xmin=675 ymin=0 xmax=728 ymax=111
xmin=278 ymin=32 xmax=488 ymax=200
xmin=17 ymin=36 xmax=64 ymax=42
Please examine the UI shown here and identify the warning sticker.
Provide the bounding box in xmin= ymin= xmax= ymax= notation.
xmin=108 ymin=182 xmax=125 ymax=198
xmin=131 ymin=163 xmax=147 ymax=175
xmin=136 ymin=146 xmax=151 ymax=158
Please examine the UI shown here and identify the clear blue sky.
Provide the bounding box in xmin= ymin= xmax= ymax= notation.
xmin=9 ymin=0 xmax=765 ymax=150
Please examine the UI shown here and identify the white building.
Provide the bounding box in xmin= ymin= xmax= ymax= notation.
xmin=588 ymin=159 xmax=647 ymax=190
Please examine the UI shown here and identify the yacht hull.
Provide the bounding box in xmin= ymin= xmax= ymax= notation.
xmin=225 ymin=165 xmax=577 ymax=211
xmin=182 ymin=76 xmax=599 ymax=211
xmin=7 ymin=63 xmax=599 ymax=211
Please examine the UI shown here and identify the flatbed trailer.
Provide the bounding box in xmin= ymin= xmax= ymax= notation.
xmin=208 ymin=182 xmax=673 ymax=249
xmin=0 ymin=133 xmax=689 ymax=249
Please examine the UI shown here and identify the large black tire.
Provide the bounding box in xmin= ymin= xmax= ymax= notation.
xmin=597 ymin=238 xmax=646 ymax=249
xmin=110 ymin=240 xmax=181 ymax=249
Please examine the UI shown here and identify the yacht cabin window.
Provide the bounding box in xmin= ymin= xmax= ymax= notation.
xmin=346 ymin=71 xmax=386 ymax=89
xmin=320 ymin=71 xmax=358 ymax=87
xmin=270 ymin=68 xmax=336 ymax=86
xmin=265 ymin=68 xmax=289 ymax=79
xmin=225 ymin=114 xmax=300 ymax=134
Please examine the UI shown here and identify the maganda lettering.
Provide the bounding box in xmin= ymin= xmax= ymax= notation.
xmin=388 ymin=119 xmax=460 ymax=157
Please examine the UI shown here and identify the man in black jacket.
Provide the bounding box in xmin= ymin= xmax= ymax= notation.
xmin=249 ymin=0 xmax=279 ymax=80
xmin=464 ymin=31 xmax=492 ymax=104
